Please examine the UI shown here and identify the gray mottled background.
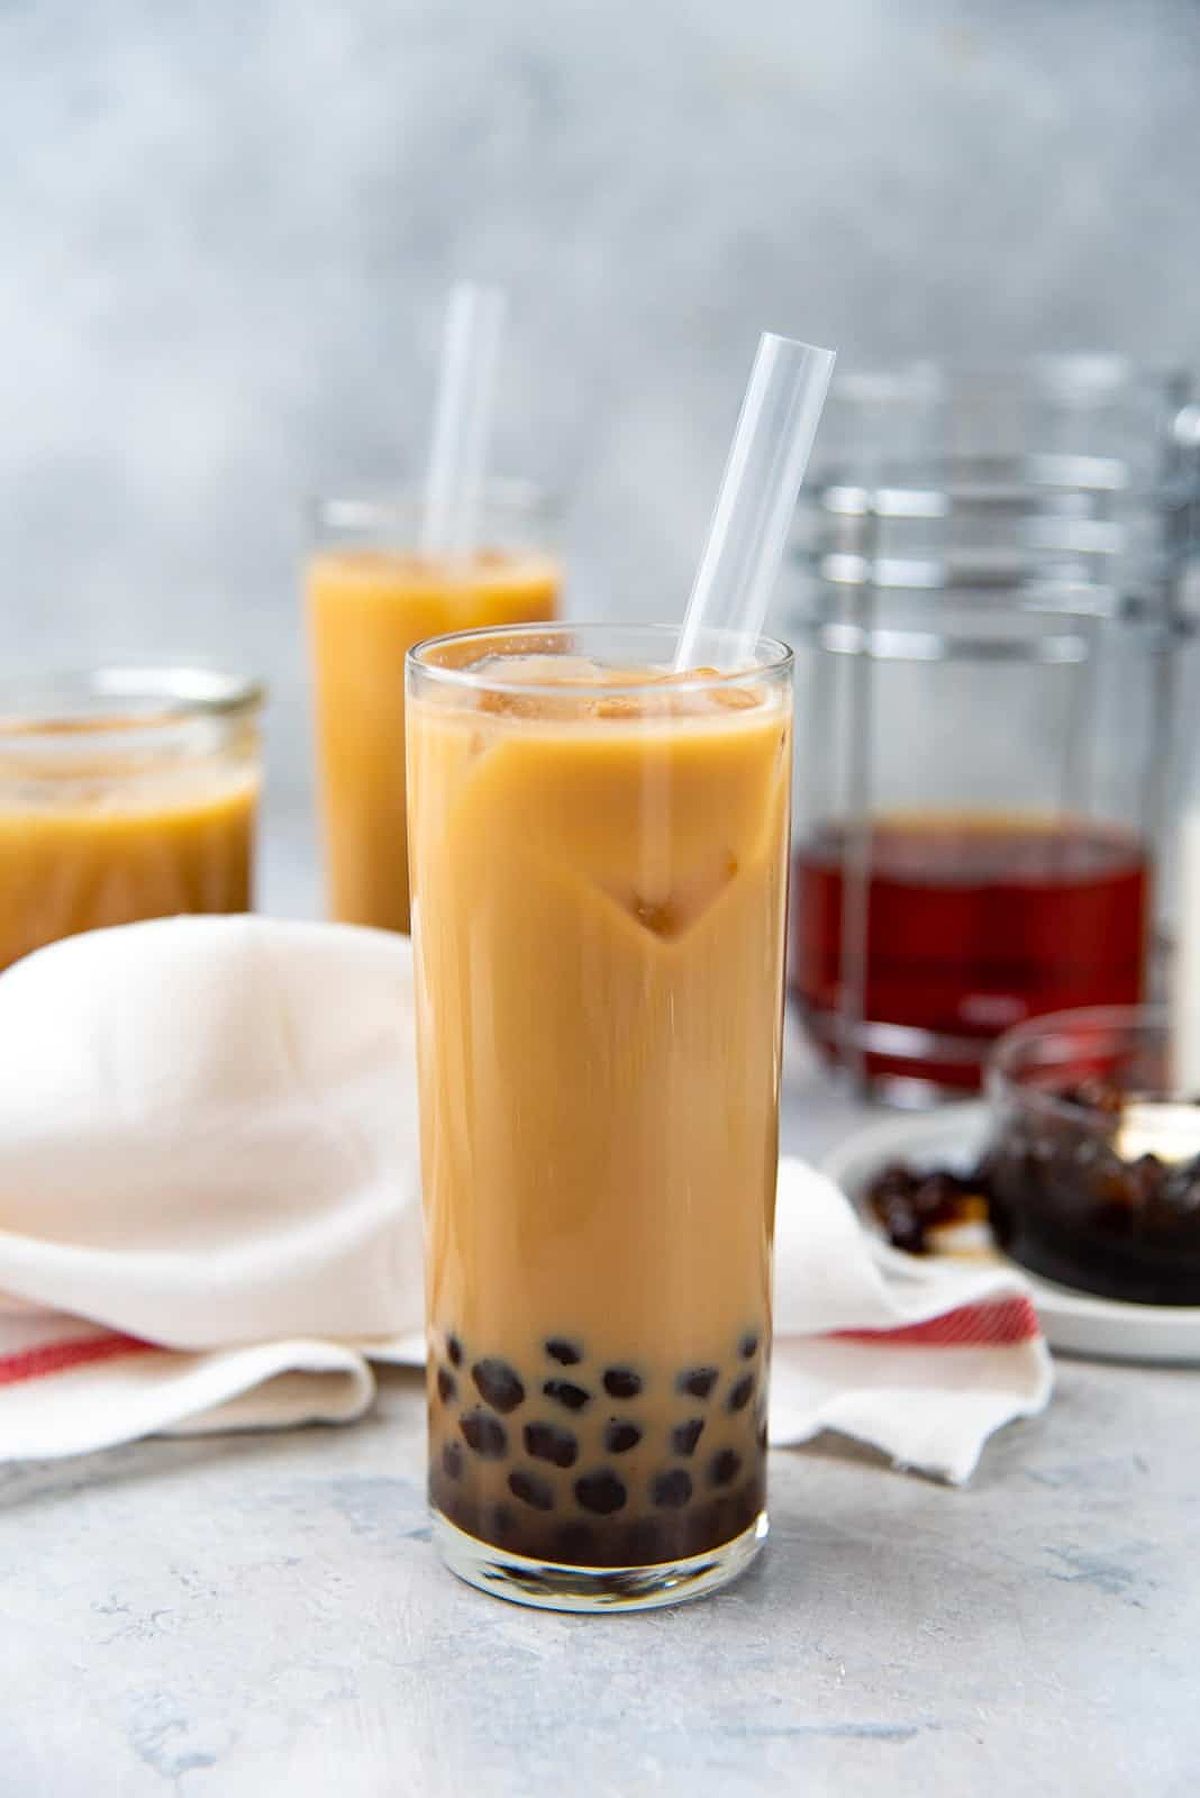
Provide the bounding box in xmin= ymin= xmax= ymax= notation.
xmin=2 ymin=0 xmax=1199 ymax=818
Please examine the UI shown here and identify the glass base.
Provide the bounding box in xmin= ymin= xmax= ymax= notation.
xmin=432 ymin=1509 xmax=768 ymax=1613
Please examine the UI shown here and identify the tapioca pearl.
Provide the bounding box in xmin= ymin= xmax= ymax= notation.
xmin=727 ymin=1374 xmax=755 ymax=1413
xmin=574 ymin=1470 xmax=628 ymax=1515
xmin=694 ymin=1507 xmax=731 ymax=1555
xmin=441 ymin=1440 xmax=465 ymax=1481
xmin=508 ymin=1468 xmax=555 ymax=1512
xmin=676 ymin=1366 xmax=719 ymax=1400
xmin=524 ymin=1421 xmax=578 ymax=1468
xmin=756 ymin=1421 xmax=769 ymax=1455
xmin=471 ymin=1358 xmax=526 ymax=1414
xmin=489 ymin=1503 xmax=518 ymax=1543
xmin=543 ymin=1379 xmax=591 ymax=1412
xmin=671 ymin=1419 xmax=705 ymax=1457
xmin=436 ymin=1366 xmax=457 ymax=1405
xmin=602 ymin=1367 xmax=642 ymax=1400
xmin=690 ymin=1515 xmax=725 ymax=1556
xmin=652 ymin=1469 xmax=693 ymax=1509
xmin=738 ymin=1331 xmax=759 ymax=1360
xmin=555 ymin=1521 xmax=594 ymax=1562
xmin=460 ymin=1409 xmax=508 ymax=1459
xmin=545 ymin=1337 xmax=583 ymax=1366
xmin=446 ymin=1334 xmax=464 ymax=1369
xmin=625 ymin=1518 xmax=666 ymax=1564
xmin=710 ymin=1449 xmax=742 ymax=1488
xmin=731 ymin=1483 xmax=761 ymax=1534
xmin=437 ymin=1484 xmax=474 ymax=1535
xmin=604 ymin=1420 xmax=642 ymax=1454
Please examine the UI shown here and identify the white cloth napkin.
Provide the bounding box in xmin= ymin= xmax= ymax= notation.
xmin=0 ymin=916 xmax=1050 ymax=1482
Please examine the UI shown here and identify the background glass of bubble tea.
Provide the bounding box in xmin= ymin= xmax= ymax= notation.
xmin=306 ymin=481 xmax=562 ymax=935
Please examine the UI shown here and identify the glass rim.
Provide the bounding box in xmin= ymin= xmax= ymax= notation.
xmin=986 ymin=1003 xmax=1171 ymax=1124
xmin=310 ymin=476 xmax=559 ymax=536
xmin=406 ymin=621 xmax=794 ymax=700
xmin=0 ymin=664 xmax=265 ymax=738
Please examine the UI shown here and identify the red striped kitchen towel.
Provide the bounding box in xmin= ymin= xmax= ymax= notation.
xmin=0 ymin=916 xmax=1049 ymax=1479
xmin=770 ymin=1161 xmax=1051 ymax=1483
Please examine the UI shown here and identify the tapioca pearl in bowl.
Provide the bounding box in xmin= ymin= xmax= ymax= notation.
xmin=737 ymin=1331 xmax=760 ymax=1360
xmin=436 ymin=1366 xmax=457 ymax=1404
xmin=446 ymin=1333 xmax=464 ymax=1368
xmin=545 ymin=1337 xmax=584 ymax=1366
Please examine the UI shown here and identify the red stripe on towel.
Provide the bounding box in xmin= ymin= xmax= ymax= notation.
xmin=0 ymin=1332 xmax=156 ymax=1386
xmin=832 ymin=1295 xmax=1040 ymax=1349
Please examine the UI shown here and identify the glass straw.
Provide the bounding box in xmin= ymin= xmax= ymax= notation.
xmin=421 ymin=281 xmax=506 ymax=560
xmin=675 ymin=332 xmax=836 ymax=670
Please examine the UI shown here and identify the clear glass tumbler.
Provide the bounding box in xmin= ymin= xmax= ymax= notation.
xmin=306 ymin=480 xmax=561 ymax=935
xmin=406 ymin=624 xmax=793 ymax=1611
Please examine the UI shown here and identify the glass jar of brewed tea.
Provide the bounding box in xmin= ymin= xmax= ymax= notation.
xmin=782 ymin=358 xmax=1200 ymax=1103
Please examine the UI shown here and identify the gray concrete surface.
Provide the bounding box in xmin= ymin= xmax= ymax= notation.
xmin=1 ymin=1323 xmax=1194 ymax=1795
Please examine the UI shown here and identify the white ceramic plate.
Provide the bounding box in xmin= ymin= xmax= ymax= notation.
xmin=822 ymin=1103 xmax=1200 ymax=1365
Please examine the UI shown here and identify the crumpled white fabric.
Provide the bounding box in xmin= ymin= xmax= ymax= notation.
xmin=0 ymin=916 xmax=1050 ymax=1480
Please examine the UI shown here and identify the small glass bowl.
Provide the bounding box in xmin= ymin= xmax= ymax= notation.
xmin=985 ymin=1006 xmax=1200 ymax=1305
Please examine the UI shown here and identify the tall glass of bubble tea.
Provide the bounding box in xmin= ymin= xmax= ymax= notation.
xmin=306 ymin=482 xmax=561 ymax=934
xmin=406 ymin=622 xmax=793 ymax=1610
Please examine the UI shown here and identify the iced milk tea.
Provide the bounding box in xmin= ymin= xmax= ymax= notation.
xmin=406 ymin=624 xmax=792 ymax=1608
xmin=307 ymin=492 xmax=560 ymax=934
